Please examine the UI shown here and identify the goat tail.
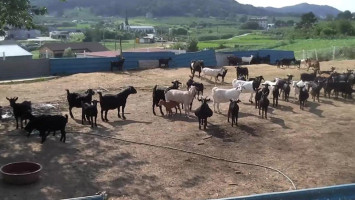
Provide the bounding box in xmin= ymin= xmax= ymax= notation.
xmin=65 ymin=89 xmax=70 ymax=95
xmin=64 ymin=114 xmax=69 ymax=122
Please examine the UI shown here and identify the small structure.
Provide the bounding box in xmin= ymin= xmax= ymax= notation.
xmin=0 ymin=44 xmax=33 ymax=61
xmin=39 ymin=42 xmax=108 ymax=58
xmin=49 ymin=31 xmax=70 ymax=40
xmin=249 ymin=17 xmax=268 ymax=29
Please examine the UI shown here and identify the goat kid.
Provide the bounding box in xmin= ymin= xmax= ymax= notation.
xmin=6 ymin=97 xmax=32 ymax=129
xmin=228 ymin=99 xmax=241 ymax=127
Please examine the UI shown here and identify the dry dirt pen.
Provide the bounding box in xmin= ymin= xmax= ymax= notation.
xmin=0 ymin=60 xmax=354 ymax=200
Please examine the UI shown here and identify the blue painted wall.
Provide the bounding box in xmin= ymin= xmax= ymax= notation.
xmin=122 ymin=52 xmax=175 ymax=70
xmin=219 ymin=50 xmax=295 ymax=65
xmin=50 ymin=57 xmax=120 ymax=75
xmin=213 ymin=184 xmax=355 ymax=200
xmin=172 ymin=49 xmax=217 ymax=68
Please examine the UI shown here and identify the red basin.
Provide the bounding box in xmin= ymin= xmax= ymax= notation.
xmin=1 ymin=162 xmax=42 ymax=185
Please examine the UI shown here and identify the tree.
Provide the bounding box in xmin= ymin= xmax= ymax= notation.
xmin=297 ymin=12 xmax=318 ymax=29
xmin=187 ymin=39 xmax=198 ymax=52
xmin=240 ymin=22 xmax=261 ymax=30
xmin=337 ymin=10 xmax=353 ymax=20
xmin=63 ymin=47 xmax=75 ymax=57
xmin=0 ymin=0 xmax=65 ymax=36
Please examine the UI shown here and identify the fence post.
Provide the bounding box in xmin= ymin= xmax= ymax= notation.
xmin=333 ymin=46 xmax=335 ymax=60
xmin=2 ymin=52 xmax=5 ymax=61
xmin=315 ymin=49 xmax=318 ymax=60
xmin=303 ymin=49 xmax=305 ymax=60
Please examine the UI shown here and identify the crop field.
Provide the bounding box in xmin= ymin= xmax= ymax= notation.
xmin=0 ymin=60 xmax=354 ymax=200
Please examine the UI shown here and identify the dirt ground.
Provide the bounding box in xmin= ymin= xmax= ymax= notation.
xmin=0 ymin=60 xmax=354 ymax=200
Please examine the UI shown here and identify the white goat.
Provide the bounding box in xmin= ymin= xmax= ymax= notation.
xmin=232 ymin=79 xmax=261 ymax=103
xmin=211 ymin=87 xmax=242 ymax=113
xmin=202 ymin=67 xmax=225 ymax=83
xmin=242 ymin=55 xmax=254 ymax=65
xmin=165 ymin=86 xmax=197 ymax=116
xmin=292 ymin=80 xmax=310 ymax=100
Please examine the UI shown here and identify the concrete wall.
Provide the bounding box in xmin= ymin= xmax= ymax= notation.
xmin=0 ymin=59 xmax=50 ymax=81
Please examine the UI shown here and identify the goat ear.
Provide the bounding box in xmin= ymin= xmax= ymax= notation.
xmin=14 ymin=97 xmax=18 ymax=101
xmin=230 ymin=99 xmax=233 ymax=103
xmin=6 ymin=97 xmax=10 ymax=101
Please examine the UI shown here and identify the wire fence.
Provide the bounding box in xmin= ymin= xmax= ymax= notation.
xmin=294 ymin=46 xmax=355 ymax=61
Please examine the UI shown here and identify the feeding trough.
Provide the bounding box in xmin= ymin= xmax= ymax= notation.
xmin=1 ymin=162 xmax=42 ymax=185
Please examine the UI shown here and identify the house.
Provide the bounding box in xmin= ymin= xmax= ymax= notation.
xmin=121 ymin=24 xmax=156 ymax=33
xmin=39 ymin=42 xmax=109 ymax=58
xmin=139 ymin=34 xmax=155 ymax=43
xmin=0 ymin=44 xmax=33 ymax=61
xmin=249 ymin=17 xmax=268 ymax=29
xmin=5 ymin=29 xmax=41 ymax=40
xmin=49 ymin=31 xmax=70 ymax=40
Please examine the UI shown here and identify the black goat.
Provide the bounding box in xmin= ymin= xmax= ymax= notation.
xmin=152 ymin=80 xmax=181 ymax=115
xmin=276 ymin=74 xmax=293 ymax=95
xmin=25 ymin=114 xmax=68 ymax=143
xmin=259 ymin=93 xmax=269 ymax=119
xmin=227 ymin=56 xmax=242 ymax=66
xmin=81 ymin=100 xmax=99 ymax=127
xmin=228 ymin=99 xmax=241 ymax=127
xmin=254 ymin=88 xmax=262 ymax=109
xmin=310 ymin=80 xmax=324 ymax=102
xmin=216 ymin=69 xmax=228 ymax=83
xmin=298 ymin=86 xmax=309 ymax=110
xmin=190 ymin=60 xmax=204 ymax=78
xmin=158 ymin=57 xmax=172 ymax=68
xmin=300 ymin=70 xmax=317 ymax=82
xmin=282 ymin=82 xmax=291 ymax=102
xmin=194 ymin=97 xmax=213 ymax=130
xmin=111 ymin=59 xmax=125 ymax=71
xmin=236 ymin=66 xmax=249 ymax=79
xmin=98 ymin=86 xmax=137 ymax=121
xmin=237 ymin=75 xmax=246 ymax=81
xmin=272 ymin=85 xmax=279 ymax=107
xmin=66 ymin=89 xmax=95 ymax=119
xmin=6 ymin=97 xmax=32 ymax=129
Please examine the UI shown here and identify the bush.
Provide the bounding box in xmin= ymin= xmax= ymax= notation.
xmin=198 ymin=35 xmax=219 ymax=41
xmin=220 ymin=34 xmax=234 ymax=39
xmin=240 ymin=22 xmax=262 ymax=30
xmin=171 ymin=42 xmax=186 ymax=50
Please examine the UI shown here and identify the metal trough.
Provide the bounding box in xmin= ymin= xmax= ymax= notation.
xmin=212 ymin=184 xmax=355 ymax=200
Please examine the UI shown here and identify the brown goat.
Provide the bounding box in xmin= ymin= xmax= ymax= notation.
xmin=158 ymin=100 xmax=181 ymax=116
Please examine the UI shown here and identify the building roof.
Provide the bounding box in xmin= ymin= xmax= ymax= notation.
xmin=0 ymin=44 xmax=32 ymax=57
xmin=40 ymin=42 xmax=108 ymax=52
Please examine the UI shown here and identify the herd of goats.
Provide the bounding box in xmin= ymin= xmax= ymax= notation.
xmin=1 ymin=56 xmax=354 ymax=143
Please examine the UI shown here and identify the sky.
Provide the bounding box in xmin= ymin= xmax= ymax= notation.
xmin=236 ymin=0 xmax=355 ymax=12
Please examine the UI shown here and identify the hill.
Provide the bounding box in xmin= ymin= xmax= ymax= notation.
xmin=263 ymin=3 xmax=341 ymax=18
xmin=32 ymin=0 xmax=275 ymax=17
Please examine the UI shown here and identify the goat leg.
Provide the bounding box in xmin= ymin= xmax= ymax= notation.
xmin=152 ymin=103 xmax=157 ymax=116
xmin=198 ymin=118 xmax=201 ymax=129
xmin=204 ymin=118 xmax=207 ymax=130
xmin=105 ymin=110 xmax=109 ymax=121
xmin=100 ymin=109 xmax=105 ymax=121
xmin=121 ymin=106 xmax=126 ymax=120
xmin=69 ymin=107 xmax=74 ymax=119
xmin=117 ymin=107 xmax=121 ymax=118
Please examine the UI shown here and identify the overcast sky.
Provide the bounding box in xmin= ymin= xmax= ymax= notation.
xmin=236 ymin=0 xmax=355 ymax=12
